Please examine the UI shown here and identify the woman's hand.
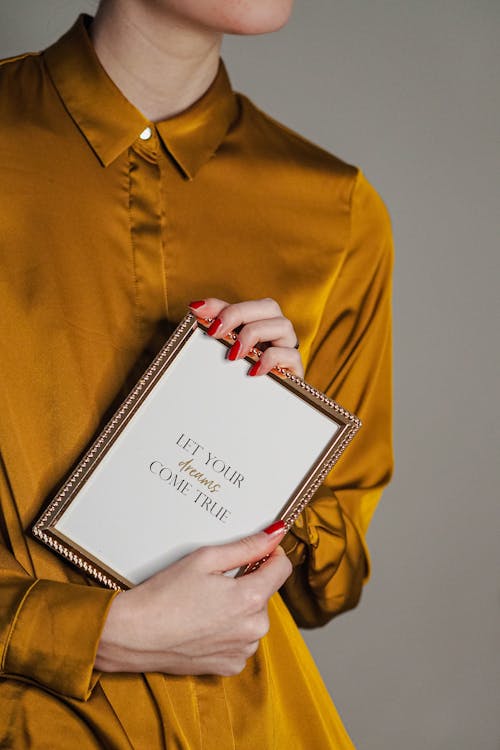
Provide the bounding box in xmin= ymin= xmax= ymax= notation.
xmin=95 ymin=526 xmax=292 ymax=677
xmin=189 ymin=297 xmax=304 ymax=378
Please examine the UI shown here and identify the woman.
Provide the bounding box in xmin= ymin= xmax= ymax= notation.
xmin=0 ymin=1 xmax=393 ymax=747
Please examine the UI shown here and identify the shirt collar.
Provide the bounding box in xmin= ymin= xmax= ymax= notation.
xmin=43 ymin=14 xmax=238 ymax=179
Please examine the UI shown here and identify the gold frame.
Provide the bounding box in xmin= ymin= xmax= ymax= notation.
xmin=33 ymin=313 xmax=361 ymax=590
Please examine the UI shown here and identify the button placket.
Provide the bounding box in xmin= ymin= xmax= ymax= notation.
xmin=128 ymin=142 xmax=169 ymax=338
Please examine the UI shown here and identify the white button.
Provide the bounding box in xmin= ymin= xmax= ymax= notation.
xmin=139 ymin=126 xmax=152 ymax=141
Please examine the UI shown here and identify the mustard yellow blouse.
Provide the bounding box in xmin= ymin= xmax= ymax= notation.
xmin=0 ymin=14 xmax=393 ymax=750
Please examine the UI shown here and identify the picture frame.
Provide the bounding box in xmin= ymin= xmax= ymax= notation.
xmin=33 ymin=313 xmax=361 ymax=590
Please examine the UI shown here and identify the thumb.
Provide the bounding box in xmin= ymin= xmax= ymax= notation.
xmin=202 ymin=521 xmax=286 ymax=574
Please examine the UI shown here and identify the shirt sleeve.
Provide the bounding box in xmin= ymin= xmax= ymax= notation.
xmin=0 ymin=538 xmax=118 ymax=701
xmin=280 ymin=169 xmax=394 ymax=627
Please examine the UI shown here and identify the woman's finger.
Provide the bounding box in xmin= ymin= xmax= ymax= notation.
xmin=189 ymin=298 xmax=282 ymax=337
xmin=188 ymin=297 xmax=230 ymax=320
xmin=228 ymin=317 xmax=298 ymax=359
xmin=248 ymin=346 xmax=304 ymax=378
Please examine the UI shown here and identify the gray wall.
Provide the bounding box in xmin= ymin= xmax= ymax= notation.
xmin=2 ymin=2 xmax=499 ymax=748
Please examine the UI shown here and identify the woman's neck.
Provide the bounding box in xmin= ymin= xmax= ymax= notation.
xmin=89 ymin=0 xmax=222 ymax=122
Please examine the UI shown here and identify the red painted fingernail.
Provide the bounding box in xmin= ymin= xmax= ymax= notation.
xmin=207 ymin=318 xmax=222 ymax=336
xmin=189 ymin=300 xmax=205 ymax=309
xmin=248 ymin=362 xmax=261 ymax=377
xmin=228 ymin=340 xmax=242 ymax=361
xmin=264 ymin=520 xmax=285 ymax=535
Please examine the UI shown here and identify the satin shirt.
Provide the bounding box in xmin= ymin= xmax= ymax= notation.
xmin=0 ymin=14 xmax=393 ymax=750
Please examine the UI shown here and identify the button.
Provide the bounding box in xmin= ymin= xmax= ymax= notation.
xmin=139 ymin=126 xmax=152 ymax=141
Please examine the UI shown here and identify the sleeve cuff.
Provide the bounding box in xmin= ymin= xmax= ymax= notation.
xmin=1 ymin=578 xmax=118 ymax=701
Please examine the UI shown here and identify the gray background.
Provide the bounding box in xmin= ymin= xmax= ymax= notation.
xmin=2 ymin=2 xmax=499 ymax=748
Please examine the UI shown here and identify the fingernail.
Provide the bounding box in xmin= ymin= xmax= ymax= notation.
xmin=189 ymin=300 xmax=205 ymax=310
xmin=264 ymin=520 xmax=285 ymax=536
xmin=207 ymin=318 xmax=222 ymax=336
xmin=228 ymin=340 xmax=241 ymax=361
xmin=248 ymin=362 xmax=261 ymax=377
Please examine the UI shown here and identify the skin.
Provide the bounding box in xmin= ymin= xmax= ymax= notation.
xmin=96 ymin=527 xmax=292 ymax=676
xmin=196 ymin=297 xmax=304 ymax=377
xmin=90 ymin=0 xmax=294 ymax=121
xmin=93 ymin=1 xmax=301 ymax=676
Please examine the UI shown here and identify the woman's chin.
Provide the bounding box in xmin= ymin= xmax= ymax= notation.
xmin=224 ymin=7 xmax=292 ymax=36
xmin=223 ymin=7 xmax=293 ymax=36
xmin=174 ymin=0 xmax=294 ymax=37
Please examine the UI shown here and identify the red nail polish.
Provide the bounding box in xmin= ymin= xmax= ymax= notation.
xmin=248 ymin=362 xmax=261 ymax=376
xmin=189 ymin=300 xmax=205 ymax=309
xmin=264 ymin=520 xmax=285 ymax=535
xmin=228 ymin=340 xmax=241 ymax=361
xmin=207 ymin=318 xmax=222 ymax=336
